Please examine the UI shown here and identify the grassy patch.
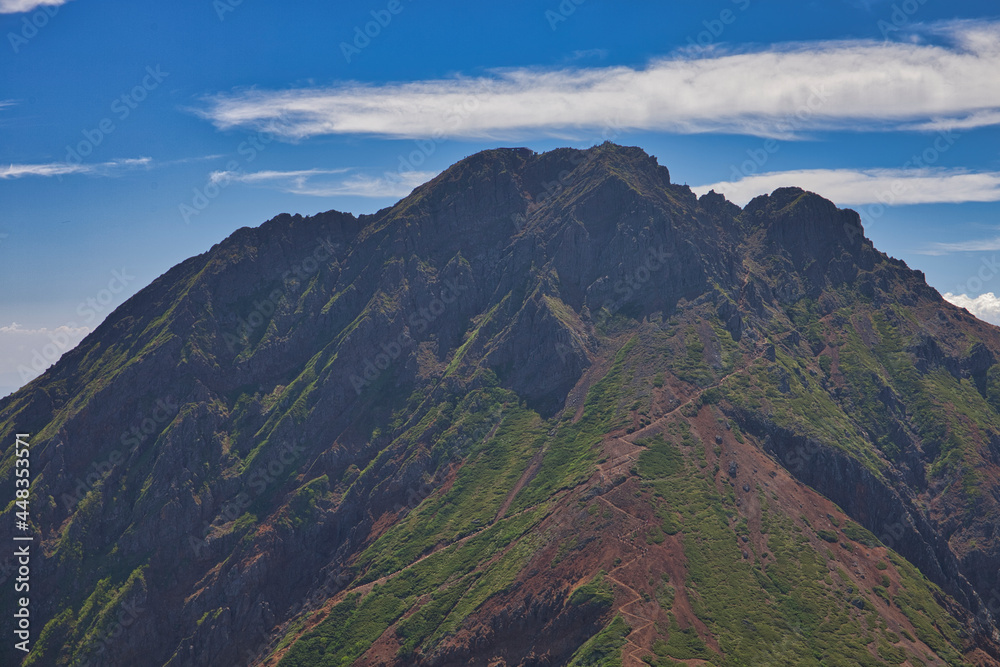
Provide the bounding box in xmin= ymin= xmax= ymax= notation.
xmin=567 ymin=615 xmax=630 ymax=667
xmin=569 ymin=571 xmax=615 ymax=608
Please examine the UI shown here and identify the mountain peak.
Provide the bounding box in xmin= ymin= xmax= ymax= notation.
xmin=740 ymin=184 xmax=867 ymax=267
xmin=2 ymin=145 xmax=998 ymax=666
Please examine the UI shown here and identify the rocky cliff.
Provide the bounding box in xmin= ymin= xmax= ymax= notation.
xmin=1 ymin=143 xmax=999 ymax=666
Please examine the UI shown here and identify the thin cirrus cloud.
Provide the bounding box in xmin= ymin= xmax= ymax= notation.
xmin=209 ymin=168 xmax=438 ymax=198
xmin=0 ymin=157 xmax=151 ymax=179
xmin=692 ymin=168 xmax=1000 ymax=208
xmin=196 ymin=21 xmax=1000 ymax=141
xmin=0 ymin=0 xmax=69 ymax=13
xmin=916 ymin=235 xmax=1000 ymax=256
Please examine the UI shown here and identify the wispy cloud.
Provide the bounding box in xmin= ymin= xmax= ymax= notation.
xmin=568 ymin=49 xmax=609 ymax=61
xmin=0 ymin=322 xmax=89 ymax=336
xmin=916 ymin=235 xmax=1000 ymax=256
xmin=907 ymin=110 xmax=1000 ymax=132
xmin=163 ymin=154 xmax=227 ymax=165
xmin=209 ymin=168 xmax=437 ymax=198
xmin=0 ymin=157 xmax=151 ymax=179
xmin=197 ymin=21 xmax=1000 ymax=140
xmin=0 ymin=0 xmax=70 ymax=14
xmin=943 ymin=292 xmax=1000 ymax=325
xmin=208 ymin=168 xmax=350 ymax=187
xmin=692 ymin=168 xmax=1000 ymax=208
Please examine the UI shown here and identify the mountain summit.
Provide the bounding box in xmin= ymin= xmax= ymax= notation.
xmin=3 ymin=143 xmax=1000 ymax=666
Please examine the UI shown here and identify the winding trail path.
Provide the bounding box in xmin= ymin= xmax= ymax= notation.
xmin=587 ymin=349 xmax=766 ymax=664
xmin=594 ymin=493 xmax=659 ymax=665
xmin=261 ymin=347 xmax=767 ymax=665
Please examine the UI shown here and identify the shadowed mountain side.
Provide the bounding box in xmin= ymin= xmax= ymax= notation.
xmin=1 ymin=143 xmax=999 ymax=666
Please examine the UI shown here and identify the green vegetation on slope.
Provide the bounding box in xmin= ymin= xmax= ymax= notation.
xmin=276 ymin=337 xmax=642 ymax=665
xmin=636 ymin=421 xmax=969 ymax=666
xmin=567 ymin=615 xmax=631 ymax=667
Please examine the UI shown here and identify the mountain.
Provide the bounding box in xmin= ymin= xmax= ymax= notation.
xmin=2 ymin=143 xmax=1000 ymax=666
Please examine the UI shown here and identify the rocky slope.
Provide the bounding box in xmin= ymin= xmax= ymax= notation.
xmin=2 ymin=143 xmax=999 ymax=666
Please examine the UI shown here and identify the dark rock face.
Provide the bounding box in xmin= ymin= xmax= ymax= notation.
xmin=1 ymin=143 xmax=999 ymax=665
xmin=740 ymin=410 xmax=988 ymax=627
xmin=743 ymin=187 xmax=864 ymax=265
xmin=426 ymin=589 xmax=606 ymax=667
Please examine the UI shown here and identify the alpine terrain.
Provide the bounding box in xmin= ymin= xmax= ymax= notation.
xmin=3 ymin=143 xmax=1000 ymax=666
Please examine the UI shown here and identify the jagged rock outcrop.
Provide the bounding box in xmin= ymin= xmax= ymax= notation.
xmin=2 ymin=143 xmax=999 ymax=666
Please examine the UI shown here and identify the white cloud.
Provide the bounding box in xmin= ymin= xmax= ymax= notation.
xmin=208 ymin=168 xmax=350 ymax=187
xmin=0 ymin=0 xmax=69 ymax=14
xmin=1 ymin=162 xmax=85 ymax=178
xmin=916 ymin=235 xmax=1000 ymax=256
xmin=0 ymin=322 xmax=89 ymax=336
xmin=210 ymin=168 xmax=438 ymax=198
xmin=907 ymin=110 xmax=1000 ymax=132
xmin=0 ymin=157 xmax=151 ymax=179
xmin=943 ymin=293 xmax=1000 ymax=325
xmin=160 ymin=154 xmax=226 ymax=166
xmin=197 ymin=21 xmax=1000 ymax=140
xmin=0 ymin=323 xmax=91 ymax=394
xmin=692 ymin=168 xmax=1000 ymax=208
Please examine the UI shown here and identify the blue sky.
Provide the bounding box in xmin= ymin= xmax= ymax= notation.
xmin=2 ymin=0 xmax=1000 ymax=397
